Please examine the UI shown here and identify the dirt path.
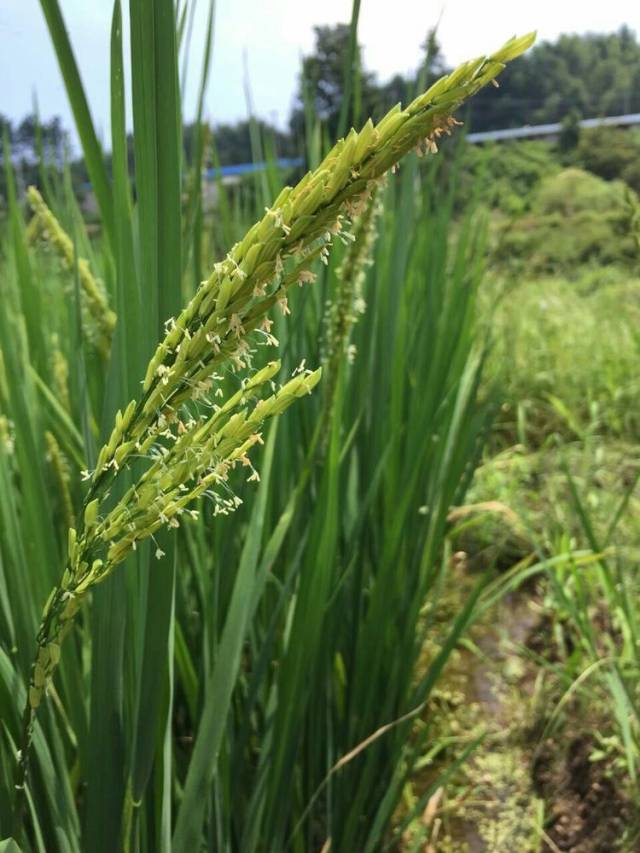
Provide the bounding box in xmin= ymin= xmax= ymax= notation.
xmin=407 ymin=583 xmax=634 ymax=852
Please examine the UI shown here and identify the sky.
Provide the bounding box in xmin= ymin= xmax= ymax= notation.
xmin=0 ymin=0 xmax=638 ymax=151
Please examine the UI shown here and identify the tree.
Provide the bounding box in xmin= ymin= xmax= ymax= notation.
xmin=575 ymin=126 xmax=640 ymax=193
xmin=464 ymin=28 xmax=640 ymax=133
xmin=558 ymin=110 xmax=581 ymax=154
xmin=0 ymin=113 xmax=71 ymax=204
xmin=373 ymin=27 xmax=448 ymax=121
xmin=290 ymin=24 xmax=377 ymax=142
xmin=183 ymin=119 xmax=296 ymax=168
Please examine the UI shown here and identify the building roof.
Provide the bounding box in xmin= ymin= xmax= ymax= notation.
xmin=466 ymin=113 xmax=640 ymax=143
xmin=203 ymin=157 xmax=304 ymax=180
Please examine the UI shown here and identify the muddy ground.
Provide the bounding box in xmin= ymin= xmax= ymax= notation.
xmin=402 ymin=579 xmax=637 ymax=852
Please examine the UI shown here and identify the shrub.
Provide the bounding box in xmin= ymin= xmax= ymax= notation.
xmin=494 ymin=168 xmax=640 ymax=273
xmin=575 ymin=126 xmax=640 ymax=193
xmin=454 ymin=139 xmax=561 ymax=215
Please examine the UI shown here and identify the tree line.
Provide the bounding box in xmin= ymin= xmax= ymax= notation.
xmin=1 ymin=23 xmax=639 ymax=193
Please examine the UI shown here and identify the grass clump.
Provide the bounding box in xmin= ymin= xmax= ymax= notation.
xmin=485 ymin=273 xmax=640 ymax=446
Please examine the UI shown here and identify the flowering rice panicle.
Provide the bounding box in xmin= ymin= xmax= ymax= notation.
xmin=17 ymin=31 xmax=536 ymax=776
xmin=27 ymin=187 xmax=116 ymax=358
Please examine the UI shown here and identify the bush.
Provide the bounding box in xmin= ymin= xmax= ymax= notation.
xmin=575 ymin=126 xmax=640 ymax=193
xmin=453 ymin=139 xmax=561 ymax=215
xmin=494 ymin=168 xmax=640 ymax=273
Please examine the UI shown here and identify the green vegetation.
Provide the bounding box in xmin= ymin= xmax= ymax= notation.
xmin=1 ymin=2 xmax=639 ymax=852
xmin=5 ymin=24 xmax=640 ymax=202
xmin=493 ymin=168 xmax=639 ymax=273
xmin=487 ymin=271 xmax=640 ymax=445
xmin=0 ymin=3 xmax=542 ymax=850
xmin=465 ymin=27 xmax=640 ymax=130
xmin=575 ymin=126 xmax=640 ymax=193
xmin=432 ymin=154 xmax=640 ymax=850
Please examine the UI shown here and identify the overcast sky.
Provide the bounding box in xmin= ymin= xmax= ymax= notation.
xmin=1 ymin=0 xmax=637 ymax=151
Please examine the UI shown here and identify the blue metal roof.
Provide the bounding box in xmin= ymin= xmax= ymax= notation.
xmin=204 ymin=157 xmax=304 ymax=179
xmin=78 ymin=157 xmax=304 ymax=192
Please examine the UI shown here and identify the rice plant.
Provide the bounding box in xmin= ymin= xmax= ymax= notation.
xmin=0 ymin=1 xmax=534 ymax=849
